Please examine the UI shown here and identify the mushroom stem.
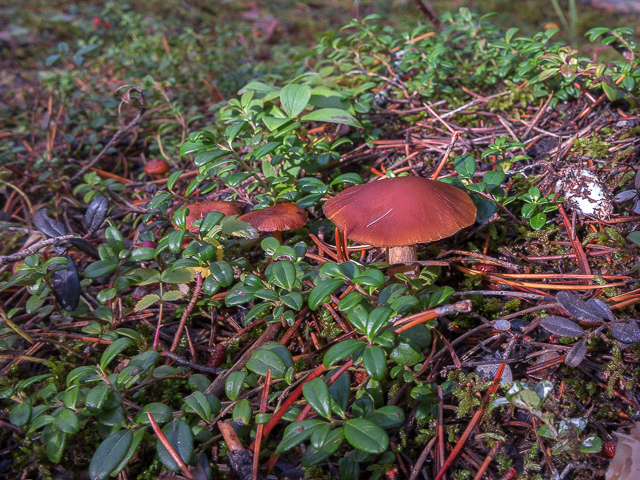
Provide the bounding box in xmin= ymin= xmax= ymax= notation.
xmin=272 ymin=231 xmax=283 ymax=244
xmin=386 ymin=246 xmax=417 ymax=265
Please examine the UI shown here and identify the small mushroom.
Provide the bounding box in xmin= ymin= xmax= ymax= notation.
xmin=238 ymin=203 xmax=308 ymax=243
xmin=184 ymin=201 xmax=241 ymax=233
xmin=143 ymin=158 xmax=171 ymax=176
xmin=323 ymin=176 xmax=476 ymax=264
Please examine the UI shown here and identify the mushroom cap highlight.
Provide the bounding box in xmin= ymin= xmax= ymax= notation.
xmin=238 ymin=203 xmax=308 ymax=232
xmin=144 ymin=158 xmax=170 ymax=176
xmin=185 ymin=201 xmax=241 ymax=232
xmin=323 ymin=176 xmax=476 ymax=247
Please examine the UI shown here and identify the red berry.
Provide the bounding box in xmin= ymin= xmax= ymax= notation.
xmin=601 ymin=440 xmax=616 ymax=458
xmin=103 ymin=21 xmax=110 ymax=31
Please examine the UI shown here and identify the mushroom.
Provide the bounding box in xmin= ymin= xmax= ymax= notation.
xmin=606 ymin=422 xmax=640 ymax=480
xmin=237 ymin=203 xmax=308 ymax=243
xmin=323 ymin=176 xmax=476 ymax=265
xmin=144 ymin=158 xmax=171 ymax=176
xmin=184 ymin=201 xmax=241 ymax=233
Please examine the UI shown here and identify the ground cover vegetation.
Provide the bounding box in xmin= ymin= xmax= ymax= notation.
xmin=1 ymin=1 xmax=640 ymax=479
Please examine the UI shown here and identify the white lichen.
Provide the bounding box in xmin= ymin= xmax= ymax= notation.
xmin=555 ymin=169 xmax=613 ymax=219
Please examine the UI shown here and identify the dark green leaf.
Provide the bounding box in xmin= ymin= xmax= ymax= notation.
xmin=302 ymin=378 xmax=331 ymax=418
xmin=157 ymin=420 xmax=194 ymax=472
xmin=323 ymin=339 xmax=365 ymax=368
xmin=344 ymin=418 xmax=389 ymax=454
xmin=100 ymin=338 xmax=133 ymax=370
xmin=309 ymin=279 xmax=344 ymax=310
xmin=363 ymin=346 xmax=386 ymax=381
xmin=301 ymin=109 xmax=362 ymax=128
xmin=247 ymin=349 xmax=287 ymax=378
xmin=275 ymin=420 xmax=327 ymax=455
xmin=89 ymin=430 xmax=133 ymax=480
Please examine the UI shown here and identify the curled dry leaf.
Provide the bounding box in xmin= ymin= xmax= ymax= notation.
xmin=556 ymin=291 xmax=602 ymax=324
xmin=565 ymin=340 xmax=587 ymax=367
xmin=610 ymin=321 xmax=640 ymax=345
xmin=84 ymin=196 xmax=109 ymax=234
xmin=33 ymin=209 xmax=67 ymax=238
xmin=540 ymin=316 xmax=586 ymax=338
xmin=68 ymin=238 xmax=100 ymax=260
xmin=52 ymin=256 xmax=81 ymax=312
xmin=606 ymin=422 xmax=640 ymax=480
xmin=586 ymin=298 xmax=615 ymax=322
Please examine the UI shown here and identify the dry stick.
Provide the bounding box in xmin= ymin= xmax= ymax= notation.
xmin=253 ymin=369 xmax=272 ymax=480
xmin=434 ymin=362 xmax=508 ymax=480
xmin=69 ymin=87 xmax=146 ymax=183
xmin=431 ymin=131 xmax=460 ymax=180
xmin=169 ymin=273 xmax=203 ymax=353
xmin=472 ymin=440 xmax=502 ymax=480
xmin=148 ymin=412 xmax=195 ymax=480
xmin=409 ymin=437 xmax=437 ymax=480
xmin=0 ymin=234 xmax=75 ymax=266
xmin=557 ymin=204 xmax=591 ymax=277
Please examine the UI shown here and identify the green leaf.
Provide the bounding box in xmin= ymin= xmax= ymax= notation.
xmin=365 ymin=307 xmax=392 ymax=339
xmin=10 ymin=402 xmax=32 ymax=426
xmin=184 ymin=391 xmax=211 ymax=422
xmin=344 ymin=418 xmax=389 ymax=454
xmin=157 ymin=420 xmax=194 ymax=472
xmin=89 ymin=429 xmax=133 ymax=480
xmin=302 ymin=378 xmax=332 ymax=419
xmin=161 ymin=268 xmax=196 ymax=284
xmin=162 ymin=290 xmax=184 ymax=302
xmin=247 ymin=349 xmax=287 ymax=378
xmin=270 ymin=261 xmax=296 ymax=290
xmin=209 ymin=261 xmax=234 ymax=286
xmin=225 ymin=371 xmax=247 ymax=401
xmin=54 ymin=409 xmax=79 ymax=434
xmin=530 ymin=213 xmax=547 ymax=230
xmin=330 ymin=173 xmax=363 ymax=186
xmin=302 ymin=428 xmax=345 ymax=466
xmin=454 ymin=154 xmax=476 ymax=178
xmin=367 ymin=406 xmax=405 ymax=428
xmin=280 ymin=84 xmax=312 ymax=118
xmin=135 ymin=403 xmax=173 ymax=425
xmin=84 ymin=260 xmax=117 ymax=279
xmin=233 ymin=399 xmax=252 ymax=426
xmin=353 ymin=269 xmax=385 ymax=288
xmin=323 ymin=339 xmax=365 ymax=368
xmin=134 ymin=294 xmax=160 ymax=312
xmin=100 ymin=338 xmax=133 ymax=370
xmin=46 ymin=430 xmax=66 ymax=463
xmin=105 ymin=227 xmax=125 ymax=252
xmin=225 ymin=283 xmax=256 ymax=306
xmin=301 ymin=109 xmax=362 ymax=128
xmin=110 ymin=429 xmax=145 ymax=477
xmin=579 ymin=435 xmax=602 ymax=453
xmin=275 ymin=420 xmax=327 ymax=455
xmin=363 ymin=346 xmax=386 ymax=381
xmin=280 ymin=292 xmax=303 ymax=310
xmin=627 ymin=232 xmax=640 ymax=247
xmin=168 ymin=230 xmax=185 ymax=253
xmin=309 ymin=279 xmax=344 ymax=310
xmin=347 ymin=305 xmax=368 ymax=332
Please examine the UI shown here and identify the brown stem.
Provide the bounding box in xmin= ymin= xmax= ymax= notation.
xmin=386 ymin=245 xmax=417 ymax=265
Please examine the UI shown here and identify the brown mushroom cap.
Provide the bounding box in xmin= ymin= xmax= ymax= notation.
xmin=238 ymin=203 xmax=308 ymax=232
xmin=184 ymin=201 xmax=241 ymax=232
xmin=323 ymin=176 xmax=476 ymax=247
xmin=144 ymin=158 xmax=170 ymax=176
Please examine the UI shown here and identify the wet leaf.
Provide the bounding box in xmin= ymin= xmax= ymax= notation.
xmin=52 ymin=256 xmax=81 ymax=311
xmin=555 ymin=291 xmax=601 ymax=323
xmin=68 ymin=238 xmax=100 ymax=259
xmin=586 ymin=298 xmax=615 ymax=322
xmin=540 ymin=316 xmax=585 ymax=337
xmin=33 ymin=209 xmax=66 ymax=238
xmin=610 ymin=321 xmax=640 ymax=344
xmin=565 ymin=340 xmax=587 ymax=367
xmin=85 ymin=196 xmax=109 ymax=234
